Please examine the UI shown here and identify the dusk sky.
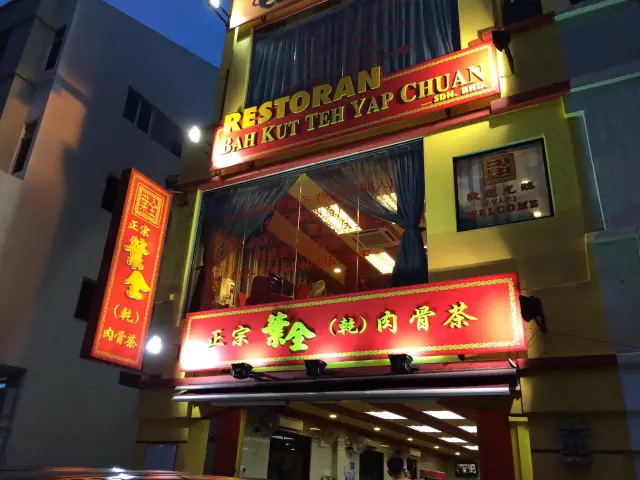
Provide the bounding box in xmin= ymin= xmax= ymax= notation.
xmin=0 ymin=0 xmax=229 ymax=66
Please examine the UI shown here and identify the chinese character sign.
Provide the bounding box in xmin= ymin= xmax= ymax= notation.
xmin=82 ymin=169 xmax=172 ymax=369
xmin=455 ymin=139 xmax=553 ymax=232
xmin=179 ymin=273 xmax=526 ymax=372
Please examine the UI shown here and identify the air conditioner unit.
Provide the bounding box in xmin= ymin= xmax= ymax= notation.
xmin=343 ymin=227 xmax=401 ymax=250
xmin=247 ymin=408 xmax=280 ymax=437
xmin=279 ymin=416 xmax=304 ymax=434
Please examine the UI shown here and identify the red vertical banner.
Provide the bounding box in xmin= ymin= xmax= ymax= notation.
xmin=82 ymin=169 xmax=172 ymax=369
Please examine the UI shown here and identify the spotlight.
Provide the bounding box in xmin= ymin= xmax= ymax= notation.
xmin=145 ymin=335 xmax=162 ymax=355
xmin=520 ymin=295 xmax=546 ymax=332
xmin=187 ymin=126 xmax=201 ymax=143
xmin=304 ymin=359 xmax=327 ymax=378
xmin=388 ymin=354 xmax=414 ymax=374
xmin=492 ymin=29 xmax=514 ymax=74
xmin=230 ymin=363 xmax=253 ymax=380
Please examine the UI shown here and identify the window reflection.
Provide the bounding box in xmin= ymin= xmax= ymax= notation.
xmin=189 ymin=141 xmax=427 ymax=311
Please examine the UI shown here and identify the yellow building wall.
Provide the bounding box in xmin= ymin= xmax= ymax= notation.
xmin=423 ymin=100 xmax=631 ymax=478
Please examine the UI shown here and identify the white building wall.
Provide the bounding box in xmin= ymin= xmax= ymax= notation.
xmin=0 ymin=0 xmax=217 ymax=468
xmin=557 ymin=0 xmax=640 ymax=476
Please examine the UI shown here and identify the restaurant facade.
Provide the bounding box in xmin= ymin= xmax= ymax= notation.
xmin=82 ymin=0 xmax=639 ymax=478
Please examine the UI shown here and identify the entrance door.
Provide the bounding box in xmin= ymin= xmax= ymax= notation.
xmin=359 ymin=449 xmax=384 ymax=480
xmin=267 ymin=430 xmax=311 ymax=480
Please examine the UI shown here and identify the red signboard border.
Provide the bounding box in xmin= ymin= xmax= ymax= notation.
xmin=82 ymin=169 xmax=171 ymax=370
xmin=212 ymin=43 xmax=499 ymax=170
xmin=183 ymin=275 xmax=521 ymax=368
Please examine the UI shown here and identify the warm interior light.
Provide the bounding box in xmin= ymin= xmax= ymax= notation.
xmin=188 ymin=126 xmax=201 ymax=143
xmin=365 ymin=252 xmax=395 ymax=274
xmin=434 ymin=446 xmax=440 ymax=449
xmin=377 ymin=192 xmax=397 ymax=212
xmin=533 ymin=210 xmax=543 ymax=218
xmin=366 ymin=411 xmax=407 ymax=420
xmin=146 ymin=335 xmax=162 ymax=355
xmin=455 ymin=452 xmax=461 ymax=456
xmin=424 ymin=410 xmax=465 ymax=420
xmin=464 ymin=445 xmax=479 ymax=451
xmin=333 ymin=267 xmax=342 ymax=274
xmin=407 ymin=437 xmax=414 ymax=442
xmin=380 ymin=444 xmax=390 ymax=448
xmin=440 ymin=437 xmax=466 ymax=443
xmin=312 ymin=204 xmax=361 ymax=235
xmin=310 ymin=427 xmax=321 ymax=431
xmin=374 ymin=427 xmax=381 ymax=431
xmin=329 ymin=414 xmax=337 ymax=419
xmin=459 ymin=426 xmax=477 ymax=433
xmin=409 ymin=425 xmax=441 ymax=433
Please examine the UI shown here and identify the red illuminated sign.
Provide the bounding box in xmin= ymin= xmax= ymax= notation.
xmin=180 ymin=273 xmax=525 ymax=372
xmin=212 ymin=44 xmax=500 ymax=170
xmin=82 ymin=169 xmax=172 ymax=369
xmin=229 ymin=0 xmax=327 ymax=30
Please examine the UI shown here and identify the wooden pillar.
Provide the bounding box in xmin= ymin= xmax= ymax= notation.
xmin=211 ymin=408 xmax=246 ymax=477
xmin=477 ymin=410 xmax=516 ymax=480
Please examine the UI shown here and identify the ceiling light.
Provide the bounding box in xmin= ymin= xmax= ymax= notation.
xmin=187 ymin=126 xmax=201 ymax=143
xmin=409 ymin=426 xmax=441 ymax=434
xmin=365 ymin=252 xmax=395 ymax=274
xmin=145 ymin=335 xmax=162 ymax=355
xmin=208 ymin=0 xmax=220 ymax=8
xmin=310 ymin=428 xmax=321 ymax=431
xmin=377 ymin=193 xmax=397 ymax=212
xmin=374 ymin=427 xmax=381 ymax=431
xmin=366 ymin=411 xmax=407 ymax=421
xmin=533 ymin=210 xmax=543 ymax=218
xmin=434 ymin=446 xmax=440 ymax=449
xmin=380 ymin=444 xmax=390 ymax=448
xmin=329 ymin=414 xmax=337 ymax=419
xmin=424 ymin=411 xmax=465 ymax=420
xmin=459 ymin=426 xmax=477 ymax=433
xmin=312 ymin=204 xmax=361 ymax=235
xmin=440 ymin=437 xmax=466 ymax=443
xmin=455 ymin=452 xmax=461 ymax=456
xmin=334 ymin=267 xmax=342 ymax=274
xmin=464 ymin=445 xmax=479 ymax=451
xmin=407 ymin=437 xmax=413 ymax=442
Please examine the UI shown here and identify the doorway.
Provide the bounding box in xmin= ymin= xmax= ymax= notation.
xmin=267 ymin=430 xmax=311 ymax=480
xmin=360 ymin=449 xmax=384 ymax=480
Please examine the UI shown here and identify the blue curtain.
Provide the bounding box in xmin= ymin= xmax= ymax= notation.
xmin=203 ymin=174 xmax=299 ymax=240
xmin=189 ymin=174 xmax=298 ymax=311
xmin=309 ymin=142 xmax=427 ymax=287
xmin=248 ymin=0 xmax=460 ymax=107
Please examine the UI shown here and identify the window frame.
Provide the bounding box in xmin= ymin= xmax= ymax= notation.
xmin=44 ymin=26 xmax=67 ymax=71
xmin=10 ymin=120 xmax=39 ymax=176
xmin=452 ymin=138 xmax=554 ymax=232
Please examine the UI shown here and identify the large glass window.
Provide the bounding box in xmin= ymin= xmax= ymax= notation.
xmin=188 ymin=141 xmax=427 ymax=312
xmin=247 ymin=0 xmax=460 ymax=107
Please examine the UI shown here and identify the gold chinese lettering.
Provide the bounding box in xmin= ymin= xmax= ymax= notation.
xmin=128 ymin=220 xmax=139 ymax=231
xmin=208 ymin=329 xmax=225 ymax=347
xmin=443 ymin=302 xmax=478 ymax=329
xmin=232 ymin=325 xmax=251 ymax=347
xmin=123 ymin=271 xmax=151 ymax=300
xmin=140 ymin=224 xmax=151 ymax=237
xmin=115 ymin=330 xmax=127 ymax=345
xmin=124 ymin=236 xmax=149 ymax=271
xmin=103 ymin=327 xmax=115 ymax=341
xmin=377 ymin=310 xmax=398 ymax=334
xmin=262 ymin=312 xmax=290 ymax=348
xmin=283 ymin=321 xmax=316 ymax=352
xmin=125 ymin=334 xmax=138 ymax=349
xmin=410 ymin=306 xmax=436 ymax=332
